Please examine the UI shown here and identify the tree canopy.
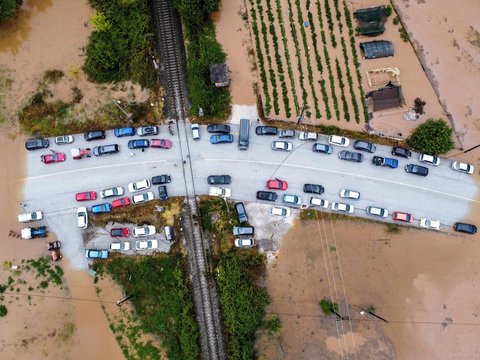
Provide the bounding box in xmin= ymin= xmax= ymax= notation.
xmin=407 ymin=118 xmax=454 ymax=155
xmin=0 ymin=0 xmax=19 ymax=23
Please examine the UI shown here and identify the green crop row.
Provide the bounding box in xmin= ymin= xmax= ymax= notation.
xmin=340 ymin=38 xmax=361 ymax=122
xmin=335 ymin=58 xmax=350 ymax=121
xmin=333 ymin=0 xmax=343 ymax=33
xmin=324 ymin=0 xmax=337 ymax=47
xmin=323 ymin=45 xmax=340 ymax=120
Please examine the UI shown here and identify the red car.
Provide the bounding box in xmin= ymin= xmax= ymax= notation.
xmin=150 ymin=139 xmax=172 ymax=149
xmin=266 ymin=178 xmax=288 ymax=190
xmin=392 ymin=211 xmax=414 ymax=223
xmin=41 ymin=152 xmax=66 ymax=164
xmin=112 ymin=197 xmax=131 ymax=208
xmin=75 ymin=191 xmax=97 ymax=201
xmin=110 ymin=228 xmax=129 ymax=237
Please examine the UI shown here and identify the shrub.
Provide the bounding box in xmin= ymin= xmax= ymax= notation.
xmin=0 ymin=0 xmax=18 ymax=23
xmin=393 ymin=16 xmax=400 ymax=25
xmin=413 ymin=97 xmax=426 ymax=115
xmin=384 ymin=5 xmax=393 ymax=17
xmin=407 ymin=118 xmax=454 ymax=154
xmin=319 ymin=298 xmax=338 ymax=316
xmin=399 ymin=27 xmax=410 ymax=42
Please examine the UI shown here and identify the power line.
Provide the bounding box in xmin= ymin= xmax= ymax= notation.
xmin=3 ymin=291 xmax=118 ymax=304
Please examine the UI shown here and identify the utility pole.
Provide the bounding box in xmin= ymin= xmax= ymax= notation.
xmin=112 ymin=100 xmax=133 ymax=121
xmin=297 ymin=102 xmax=309 ymax=124
xmin=360 ymin=308 xmax=389 ymax=323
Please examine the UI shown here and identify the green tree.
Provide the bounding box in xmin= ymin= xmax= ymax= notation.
xmin=0 ymin=0 xmax=18 ymax=23
xmin=407 ymin=118 xmax=454 ymax=154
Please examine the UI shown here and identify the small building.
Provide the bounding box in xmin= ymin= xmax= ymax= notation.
xmin=209 ymin=63 xmax=229 ymax=87
xmin=354 ymin=6 xmax=388 ymax=36
xmin=367 ymin=84 xmax=405 ymax=112
xmin=360 ymin=40 xmax=394 ymax=59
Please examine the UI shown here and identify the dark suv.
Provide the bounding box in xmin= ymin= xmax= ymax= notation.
xmin=25 ymin=138 xmax=49 ymax=151
xmin=207 ymin=124 xmax=231 ymax=134
xmin=207 ymin=175 xmax=231 ymax=185
xmin=405 ymin=164 xmax=429 ymax=176
xmin=151 ymin=174 xmax=171 ymax=185
xmin=339 ymin=150 xmax=363 ymax=162
xmin=392 ymin=146 xmax=412 ymax=158
xmin=256 ymin=191 xmax=278 ymax=202
xmin=454 ymin=222 xmax=477 ymax=234
xmin=93 ymin=144 xmax=119 ymax=156
xmin=303 ymin=183 xmax=324 ymax=194
xmin=84 ymin=130 xmax=106 ymax=141
xmin=235 ymin=202 xmax=248 ymax=223
xmin=353 ymin=140 xmax=376 ymax=153
xmin=255 ymin=126 xmax=278 ymax=136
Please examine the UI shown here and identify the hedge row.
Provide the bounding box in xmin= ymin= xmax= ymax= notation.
xmin=335 ymin=58 xmax=350 ymax=121
xmin=340 ymin=37 xmax=361 ymax=122
xmin=323 ymin=0 xmax=337 ymax=48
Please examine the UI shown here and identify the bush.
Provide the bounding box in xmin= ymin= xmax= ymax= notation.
xmin=319 ymin=298 xmax=338 ymax=316
xmin=407 ymin=118 xmax=454 ymax=154
xmin=413 ymin=97 xmax=426 ymax=115
xmin=384 ymin=5 xmax=393 ymax=17
xmin=0 ymin=0 xmax=18 ymax=23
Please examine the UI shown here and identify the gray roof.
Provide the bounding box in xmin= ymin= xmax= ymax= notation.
xmin=367 ymin=84 xmax=405 ymax=112
xmin=360 ymin=40 xmax=394 ymax=59
xmin=209 ymin=63 xmax=229 ymax=86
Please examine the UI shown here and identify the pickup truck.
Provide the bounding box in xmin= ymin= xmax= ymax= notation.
xmin=209 ymin=187 xmax=232 ymax=198
xmin=17 ymin=211 xmax=43 ymax=223
xmin=21 ymin=226 xmax=48 ymax=239
xmin=372 ymin=156 xmax=398 ymax=169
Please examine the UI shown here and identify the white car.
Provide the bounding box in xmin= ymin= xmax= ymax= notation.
xmin=132 ymin=225 xmax=156 ymax=237
xmin=77 ymin=207 xmax=88 ymax=229
xmin=208 ymin=187 xmax=231 ymax=198
xmin=110 ymin=242 xmax=131 ymax=251
xmin=282 ymin=194 xmax=302 ymax=205
xmin=191 ymin=123 xmax=200 ymax=140
xmin=270 ymin=206 xmax=291 ymax=217
xmin=331 ymin=202 xmax=354 ymax=214
xmin=451 ymin=161 xmax=474 ymax=174
xmin=339 ymin=189 xmax=360 ymax=200
xmin=128 ymin=179 xmax=151 ymax=193
xmin=420 ymin=218 xmax=441 ymax=230
xmin=135 ymin=239 xmax=158 ymax=250
xmin=419 ymin=153 xmax=440 ymax=166
xmin=17 ymin=211 xmax=43 ymax=223
xmin=54 ymin=135 xmax=74 ymax=145
xmin=366 ymin=206 xmax=388 ymax=218
xmin=271 ymin=141 xmax=293 ymax=151
xmin=309 ymin=197 xmax=329 ymax=208
xmin=328 ymin=135 xmax=350 ymax=147
xmin=298 ymin=132 xmax=318 ymax=141
xmin=100 ymin=186 xmax=124 ymax=199
xmin=132 ymin=191 xmax=155 ymax=204
xmin=234 ymin=238 xmax=255 ymax=248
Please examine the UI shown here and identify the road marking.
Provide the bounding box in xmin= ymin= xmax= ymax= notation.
xmin=22 ymin=160 xmax=168 ymax=180
xmin=204 ymin=158 xmax=480 ymax=204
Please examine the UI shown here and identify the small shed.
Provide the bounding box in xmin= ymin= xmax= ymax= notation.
xmin=360 ymin=40 xmax=394 ymax=59
xmin=367 ymin=84 xmax=405 ymax=112
xmin=209 ymin=63 xmax=229 ymax=87
xmin=354 ymin=6 xmax=387 ymax=36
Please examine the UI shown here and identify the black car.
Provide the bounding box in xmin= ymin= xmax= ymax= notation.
xmin=158 ymin=185 xmax=168 ymax=200
xmin=256 ymin=191 xmax=278 ymax=202
xmin=353 ymin=140 xmax=376 ymax=153
xmin=303 ymin=183 xmax=324 ymax=194
xmin=207 ymin=124 xmax=231 ymax=134
xmin=405 ymin=164 xmax=429 ymax=176
xmin=339 ymin=150 xmax=363 ymax=162
xmin=93 ymin=144 xmax=119 ymax=156
xmin=84 ymin=130 xmax=106 ymax=141
xmin=235 ymin=202 xmax=248 ymax=223
xmin=25 ymin=138 xmax=49 ymax=151
xmin=151 ymin=174 xmax=171 ymax=185
xmin=207 ymin=175 xmax=232 ymax=185
xmin=128 ymin=139 xmax=150 ymax=149
xmin=454 ymin=222 xmax=477 ymax=234
xmin=392 ymin=146 xmax=412 ymax=158
xmin=255 ymin=126 xmax=278 ymax=136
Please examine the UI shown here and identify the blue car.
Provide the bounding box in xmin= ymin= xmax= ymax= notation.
xmin=85 ymin=249 xmax=109 ymax=259
xmin=91 ymin=203 xmax=112 ymax=214
xmin=114 ymin=127 xmax=135 ymax=137
xmin=210 ymin=134 xmax=234 ymax=144
xmin=128 ymin=139 xmax=150 ymax=149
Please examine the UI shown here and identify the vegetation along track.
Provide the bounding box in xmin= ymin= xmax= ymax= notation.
xmin=151 ymin=0 xmax=225 ymax=359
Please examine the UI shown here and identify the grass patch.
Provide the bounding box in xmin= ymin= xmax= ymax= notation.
xmin=385 ymin=223 xmax=401 ymax=234
xmin=43 ymin=70 xmax=64 ymax=84
xmin=58 ymin=322 xmax=76 ymax=341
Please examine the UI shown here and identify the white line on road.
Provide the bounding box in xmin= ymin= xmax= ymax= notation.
xmin=203 ymin=158 xmax=480 ymax=204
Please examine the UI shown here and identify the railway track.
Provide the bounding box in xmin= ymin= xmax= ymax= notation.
xmin=150 ymin=1 xmax=225 ymax=359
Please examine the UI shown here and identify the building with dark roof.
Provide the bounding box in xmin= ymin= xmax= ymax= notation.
xmin=209 ymin=63 xmax=229 ymax=87
xmin=367 ymin=84 xmax=405 ymax=112
xmin=360 ymin=40 xmax=394 ymax=59
xmin=354 ymin=6 xmax=388 ymax=36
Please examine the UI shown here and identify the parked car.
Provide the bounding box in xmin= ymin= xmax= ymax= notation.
xmin=135 ymin=239 xmax=158 ymax=250
xmin=419 ymin=153 xmax=440 ymax=166
xmin=55 ymin=135 xmax=74 ymax=145
xmin=303 ymin=183 xmax=324 ymax=195
xmin=207 ymin=175 xmax=231 ymax=185
xmin=256 ymin=126 xmax=278 ymax=135
xmin=339 ymin=189 xmax=360 ymax=200
xmin=232 ymin=226 xmax=255 ymax=236
xmin=110 ymin=242 xmax=130 ymax=251
xmin=312 ymin=143 xmax=333 ymax=154
xmin=21 ymin=226 xmax=48 ymax=239
xmin=234 ymin=238 xmax=255 ymax=248
xmin=207 ymin=124 xmax=230 ymax=134
xmin=353 ymin=140 xmax=376 ymax=153
xmin=270 ymin=206 xmax=290 ymax=217
xmin=93 ymin=144 xmax=119 ymax=156
xmin=282 ymin=194 xmax=302 ymax=205
xmin=191 ymin=123 xmax=200 ymax=140
xmin=328 ymin=135 xmax=350 ymax=147
xmin=339 ymin=150 xmax=363 ymax=162
xmin=132 ymin=225 xmax=156 ymax=237
xmin=278 ymin=129 xmax=296 ymax=138
xmin=266 ymin=178 xmax=288 ymax=190
xmin=405 ymin=164 xmax=429 ymax=176
xmin=392 ymin=146 xmax=411 ymax=158
xmin=132 ymin=192 xmax=154 ymax=204
xmin=152 ymin=174 xmax=171 ymax=185
xmin=309 ymin=197 xmax=329 ymax=208
xmin=100 ymin=186 xmax=124 ymax=199
xmin=77 ymin=207 xmax=88 ymax=229
xmin=111 ymin=228 xmax=129 ymax=237
xmin=128 ymin=179 xmax=151 ymax=193
xmin=41 ymin=152 xmax=66 ymax=164
xmin=164 ymin=226 xmax=174 ymax=242
xmin=372 ymin=156 xmax=398 ymax=168
xmin=366 ymin=206 xmax=388 ymax=218
xmin=85 ymin=249 xmax=109 ymax=259
xmin=451 ymin=161 xmax=474 ymax=174
xmin=128 ymin=139 xmax=150 ymax=149
xmin=91 ymin=203 xmax=112 ymax=214
xmin=114 ymin=127 xmax=135 ymax=137
xmin=209 ymin=187 xmax=231 ymax=198
xmin=25 ymin=138 xmax=49 ymax=151
xmin=210 ymin=134 xmax=234 ymax=144
xmin=331 ymin=202 xmax=354 ymax=214
xmin=158 ymin=185 xmax=169 ymax=200
xmin=271 ymin=141 xmax=293 ymax=151
xmin=84 ymin=130 xmax=106 ymax=141
xmin=235 ymin=202 xmax=249 ymax=223
xmin=76 ymin=191 xmax=97 ymax=202
xmin=112 ymin=196 xmax=131 ymax=208
xmin=420 ymin=218 xmax=441 ymax=230
xmin=150 ymin=139 xmax=172 ymax=149
xmin=453 ymin=222 xmax=477 ymax=234
xmin=137 ymin=126 xmax=159 ymax=136
xmin=392 ymin=211 xmax=414 ymax=223
xmin=17 ymin=211 xmax=43 ymax=223
xmin=298 ymin=132 xmax=318 ymax=141
xmin=256 ymin=191 xmax=278 ymax=202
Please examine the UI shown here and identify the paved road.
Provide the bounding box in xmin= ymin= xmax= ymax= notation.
xmin=22 ymin=123 xmax=478 ymax=267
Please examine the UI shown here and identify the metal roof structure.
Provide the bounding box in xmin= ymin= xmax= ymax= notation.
xmin=360 ymin=40 xmax=394 ymax=59
xmin=209 ymin=63 xmax=229 ymax=87
xmin=367 ymin=84 xmax=405 ymax=112
xmin=354 ymin=6 xmax=387 ymax=36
